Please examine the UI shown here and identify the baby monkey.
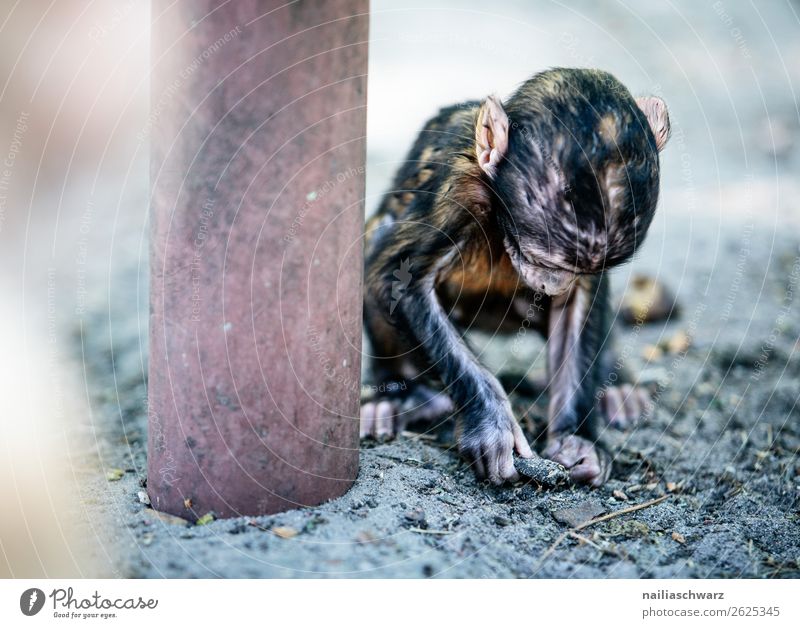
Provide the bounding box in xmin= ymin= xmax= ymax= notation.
xmin=361 ymin=68 xmax=670 ymax=487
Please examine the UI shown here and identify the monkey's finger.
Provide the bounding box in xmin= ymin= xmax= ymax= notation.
xmin=374 ymin=400 xmax=395 ymax=440
xmin=484 ymin=445 xmax=504 ymax=486
xmin=510 ymin=420 xmax=534 ymax=458
xmin=359 ymin=402 xmax=377 ymax=439
xmin=543 ymin=436 xmax=581 ymax=468
xmin=498 ymin=447 xmax=519 ymax=483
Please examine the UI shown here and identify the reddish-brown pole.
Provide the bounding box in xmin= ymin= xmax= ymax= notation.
xmin=148 ymin=0 xmax=368 ymax=519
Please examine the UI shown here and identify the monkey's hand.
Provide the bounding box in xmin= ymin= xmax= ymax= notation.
xmin=543 ymin=434 xmax=611 ymax=487
xmin=459 ymin=402 xmax=534 ymax=485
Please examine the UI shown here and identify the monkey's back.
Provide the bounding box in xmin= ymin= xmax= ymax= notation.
xmin=364 ymin=101 xmax=480 ymax=259
xmin=364 ymin=100 xmax=532 ymax=333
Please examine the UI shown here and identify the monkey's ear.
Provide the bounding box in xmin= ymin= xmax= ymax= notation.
xmin=635 ymin=96 xmax=670 ymax=151
xmin=475 ymin=95 xmax=509 ymax=177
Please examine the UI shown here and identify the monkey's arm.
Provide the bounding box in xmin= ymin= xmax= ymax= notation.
xmin=366 ymin=224 xmax=533 ymax=484
xmin=544 ymin=274 xmax=612 ymax=485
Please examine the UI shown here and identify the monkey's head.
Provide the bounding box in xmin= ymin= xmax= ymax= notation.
xmin=475 ymin=68 xmax=670 ymax=296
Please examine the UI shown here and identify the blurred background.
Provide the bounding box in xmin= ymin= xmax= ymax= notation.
xmin=0 ymin=1 xmax=798 ymax=577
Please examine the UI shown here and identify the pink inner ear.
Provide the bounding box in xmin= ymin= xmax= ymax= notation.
xmin=636 ymin=96 xmax=670 ymax=151
xmin=476 ymin=95 xmax=509 ymax=176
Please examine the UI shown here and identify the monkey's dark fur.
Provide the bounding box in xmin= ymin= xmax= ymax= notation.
xmin=361 ymin=68 xmax=670 ymax=486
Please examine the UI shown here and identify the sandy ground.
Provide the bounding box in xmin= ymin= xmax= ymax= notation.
xmin=59 ymin=1 xmax=800 ymax=577
xmin=73 ymin=217 xmax=800 ymax=578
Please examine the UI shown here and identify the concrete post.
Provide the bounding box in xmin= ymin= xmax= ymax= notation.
xmin=148 ymin=0 xmax=368 ymax=519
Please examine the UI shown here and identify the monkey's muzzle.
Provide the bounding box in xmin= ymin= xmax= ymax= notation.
xmin=519 ymin=265 xmax=577 ymax=296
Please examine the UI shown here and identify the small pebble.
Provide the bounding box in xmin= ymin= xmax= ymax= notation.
xmin=642 ymin=345 xmax=663 ymax=361
xmin=195 ymin=512 xmax=215 ymax=526
xmin=142 ymin=508 xmax=189 ymax=527
xmin=665 ymin=330 xmax=691 ymax=354
xmin=106 ymin=468 xmax=125 ymax=482
xmin=272 ymin=526 xmax=299 ymax=539
xmin=355 ymin=530 xmax=377 ymax=544
xmin=551 ymin=501 xmax=605 ymax=528
xmin=403 ymin=508 xmax=427 ymax=529
xmin=619 ymin=274 xmax=678 ymax=324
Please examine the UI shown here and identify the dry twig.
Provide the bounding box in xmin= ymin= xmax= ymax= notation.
xmin=534 ymin=495 xmax=669 ymax=571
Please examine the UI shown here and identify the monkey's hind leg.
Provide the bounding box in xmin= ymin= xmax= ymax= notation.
xmin=599 ymin=383 xmax=653 ymax=429
xmin=360 ymin=301 xmax=454 ymax=441
xmin=595 ymin=348 xmax=654 ymax=430
xmin=360 ymin=383 xmax=454 ymax=441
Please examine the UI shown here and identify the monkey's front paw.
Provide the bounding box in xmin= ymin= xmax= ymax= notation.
xmin=459 ymin=418 xmax=533 ymax=485
xmin=600 ymin=384 xmax=652 ymax=429
xmin=543 ymin=435 xmax=611 ymax=487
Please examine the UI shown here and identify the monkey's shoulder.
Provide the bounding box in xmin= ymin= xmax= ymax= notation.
xmin=365 ymin=100 xmax=496 ymax=264
xmin=413 ymin=100 xmax=481 ymax=156
xmin=371 ymin=101 xmax=482 ymax=222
